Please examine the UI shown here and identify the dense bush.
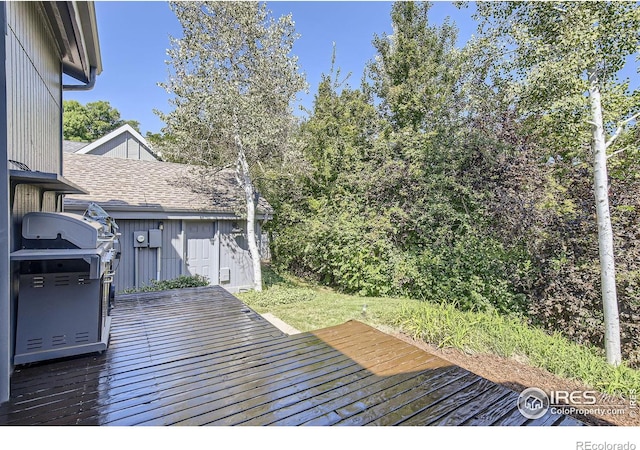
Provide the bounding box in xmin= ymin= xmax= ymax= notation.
xmin=265 ymin=2 xmax=640 ymax=368
xmin=272 ymin=204 xmax=394 ymax=297
xmin=121 ymin=275 xmax=210 ymax=294
xmin=483 ymin=148 xmax=640 ymax=367
xmin=272 ymin=208 xmax=529 ymax=315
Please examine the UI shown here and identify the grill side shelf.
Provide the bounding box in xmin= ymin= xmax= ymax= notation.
xmin=10 ymin=248 xmax=109 ymax=279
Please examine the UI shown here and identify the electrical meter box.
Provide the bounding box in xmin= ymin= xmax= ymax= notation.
xmin=133 ymin=231 xmax=148 ymax=248
xmin=148 ymin=229 xmax=162 ymax=248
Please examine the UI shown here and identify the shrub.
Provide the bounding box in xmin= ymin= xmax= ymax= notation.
xmin=272 ymin=208 xmax=529 ymax=315
xmin=121 ymin=275 xmax=210 ymax=293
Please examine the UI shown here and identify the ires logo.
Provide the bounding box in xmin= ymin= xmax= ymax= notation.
xmin=517 ymin=388 xmax=550 ymax=419
xmin=517 ymin=388 xmax=599 ymax=419
xmin=549 ymin=390 xmax=598 ymax=405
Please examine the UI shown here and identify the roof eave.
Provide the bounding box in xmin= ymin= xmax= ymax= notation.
xmin=43 ymin=1 xmax=102 ymax=83
xmin=64 ymin=200 xmax=272 ymax=220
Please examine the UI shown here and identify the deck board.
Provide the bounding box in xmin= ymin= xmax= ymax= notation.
xmin=0 ymin=286 xmax=585 ymax=426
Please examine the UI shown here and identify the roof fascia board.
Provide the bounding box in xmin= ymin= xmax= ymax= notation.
xmin=64 ymin=203 xmax=269 ymax=221
xmin=42 ymin=1 xmax=101 ymax=83
xmin=74 ymin=1 xmax=102 ymax=75
xmin=63 ymin=207 xmax=260 ymax=221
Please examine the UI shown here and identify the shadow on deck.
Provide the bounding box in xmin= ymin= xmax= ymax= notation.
xmin=0 ymin=286 xmax=584 ymax=426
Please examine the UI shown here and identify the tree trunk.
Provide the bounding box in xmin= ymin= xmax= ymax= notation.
xmin=588 ymin=69 xmax=621 ymax=366
xmin=236 ymin=145 xmax=263 ymax=292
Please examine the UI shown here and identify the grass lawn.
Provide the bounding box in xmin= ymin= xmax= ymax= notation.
xmin=238 ymin=266 xmax=640 ymax=396
xmin=240 ymin=284 xmax=407 ymax=332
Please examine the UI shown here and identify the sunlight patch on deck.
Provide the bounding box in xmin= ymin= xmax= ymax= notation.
xmin=311 ymin=320 xmax=453 ymax=376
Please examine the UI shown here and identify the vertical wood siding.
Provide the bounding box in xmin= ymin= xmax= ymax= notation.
xmin=164 ymin=220 xmax=184 ymax=280
xmin=218 ymin=220 xmax=255 ymax=292
xmin=6 ymin=2 xmax=63 ymax=249
xmin=112 ymin=219 xmax=260 ymax=293
xmin=92 ymin=132 xmax=128 ymax=158
xmin=113 ymin=219 xmax=186 ymax=292
xmin=89 ymin=132 xmax=156 ymax=160
xmin=114 ymin=219 xmax=160 ymax=291
xmin=4 ymin=2 xmax=66 ymax=396
xmin=6 ymin=2 xmax=61 ymax=174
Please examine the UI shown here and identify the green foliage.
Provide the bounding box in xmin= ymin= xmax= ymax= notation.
xmin=475 ymin=2 xmax=640 ymax=159
xmin=271 ymin=2 xmax=530 ymax=315
xmin=393 ymin=302 xmax=640 ymax=395
xmin=369 ymin=1 xmax=465 ymax=133
xmin=239 ymin=265 xmax=411 ymax=332
xmin=274 ymin=215 xmax=529 ymax=314
xmin=242 ymin=2 xmax=640 ymax=368
xmin=120 ymin=275 xmax=209 ymax=294
xmin=158 ymin=1 xmax=308 ymax=291
xmin=473 ymin=1 xmax=640 ymax=365
xmin=63 ymin=100 xmax=140 ymax=142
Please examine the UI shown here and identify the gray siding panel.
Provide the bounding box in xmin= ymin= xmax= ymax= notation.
xmin=106 ymin=218 xmax=260 ymax=293
xmin=163 ymin=220 xmax=183 ymax=280
xmin=218 ymin=220 xmax=254 ymax=291
xmin=6 ymin=2 xmax=61 ymax=174
xmin=113 ymin=219 xmax=184 ymax=292
xmin=1 ymin=3 xmax=9 ymax=403
xmin=115 ymin=219 xmax=156 ymax=291
xmin=87 ymin=132 xmax=157 ymax=161
xmin=4 ymin=2 xmax=66 ymax=401
xmin=92 ymin=133 xmax=128 ymax=158
xmin=139 ymin=146 xmax=157 ymax=161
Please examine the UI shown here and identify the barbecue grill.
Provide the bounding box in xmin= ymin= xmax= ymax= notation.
xmin=11 ymin=204 xmax=119 ymax=364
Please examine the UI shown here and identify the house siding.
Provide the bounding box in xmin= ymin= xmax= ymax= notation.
xmin=0 ymin=1 xmax=9 ymax=405
xmin=88 ymin=131 xmax=156 ymax=160
xmin=2 ymin=1 xmax=72 ymax=404
xmin=6 ymin=1 xmax=61 ymax=175
xmin=5 ymin=3 xmax=62 ymax=377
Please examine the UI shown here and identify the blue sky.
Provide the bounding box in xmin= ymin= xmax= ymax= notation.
xmin=64 ymin=1 xmax=478 ymax=136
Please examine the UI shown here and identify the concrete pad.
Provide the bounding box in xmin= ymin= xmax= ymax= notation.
xmin=261 ymin=313 xmax=301 ymax=335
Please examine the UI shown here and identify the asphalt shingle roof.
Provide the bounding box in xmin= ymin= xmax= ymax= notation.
xmin=63 ymin=152 xmax=272 ymax=215
xmin=63 ymin=140 xmax=89 ymax=153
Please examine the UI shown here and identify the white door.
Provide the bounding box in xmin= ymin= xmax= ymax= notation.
xmin=185 ymin=221 xmax=219 ymax=285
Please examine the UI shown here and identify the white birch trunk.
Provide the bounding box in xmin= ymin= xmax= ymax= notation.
xmin=236 ymin=143 xmax=263 ymax=292
xmin=588 ymin=69 xmax=621 ymax=366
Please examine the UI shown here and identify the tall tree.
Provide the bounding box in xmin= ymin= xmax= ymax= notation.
xmin=63 ymin=100 xmax=140 ymax=142
xmin=476 ymin=2 xmax=640 ymax=365
xmin=158 ymin=1 xmax=306 ymax=291
xmin=368 ymin=1 xmax=464 ymax=134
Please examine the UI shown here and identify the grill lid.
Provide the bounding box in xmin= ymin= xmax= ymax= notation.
xmin=21 ymin=212 xmax=108 ymax=249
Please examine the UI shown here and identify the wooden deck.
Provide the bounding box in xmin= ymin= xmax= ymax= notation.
xmin=0 ymin=286 xmax=584 ymax=426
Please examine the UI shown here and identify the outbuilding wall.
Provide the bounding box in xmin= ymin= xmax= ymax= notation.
xmin=110 ymin=218 xmax=261 ymax=293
